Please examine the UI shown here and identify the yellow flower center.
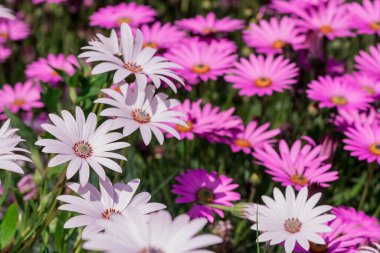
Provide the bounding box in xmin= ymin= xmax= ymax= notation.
xmin=143 ymin=42 xmax=159 ymax=49
xmin=284 ymin=218 xmax=302 ymax=233
xmin=363 ymin=85 xmax=375 ymax=95
xmin=51 ymin=70 xmax=60 ymax=77
xmin=132 ymin=109 xmax=151 ymax=124
xmin=200 ymin=27 xmax=217 ymax=34
xmin=255 ymin=77 xmax=272 ymax=88
xmin=370 ymin=21 xmax=380 ymax=31
xmin=369 ymin=143 xmax=380 ymax=155
xmin=290 ymin=174 xmax=309 ymax=186
xmin=320 ymin=25 xmax=333 ymax=34
xmin=196 ymin=188 xmax=215 ymax=204
xmin=272 ymin=40 xmax=286 ymax=50
xmin=13 ymin=99 xmax=25 ymax=107
xmin=235 ymin=139 xmax=251 ymax=148
xmin=192 ymin=64 xmax=210 ymax=74
xmin=139 ymin=248 xmax=165 ymax=253
xmin=309 ymin=243 xmax=328 ymax=253
xmin=116 ymin=17 xmax=132 ymax=25
xmin=176 ymin=121 xmax=193 ymax=132
xmin=0 ymin=32 xmax=8 ymax=39
xmin=124 ymin=62 xmax=143 ymax=73
xmin=331 ymin=95 xmax=347 ymax=105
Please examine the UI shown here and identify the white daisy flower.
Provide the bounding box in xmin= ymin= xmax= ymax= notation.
xmin=0 ymin=119 xmax=31 ymax=174
xmin=246 ymin=186 xmax=335 ymax=253
xmin=82 ymin=209 xmax=222 ymax=253
xmin=79 ymin=23 xmax=184 ymax=92
xmin=0 ymin=5 xmax=15 ymax=20
xmin=358 ymin=243 xmax=380 ymax=253
xmin=58 ymin=177 xmax=166 ymax=238
xmin=35 ymin=107 xmax=130 ymax=186
xmin=95 ymin=84 xmax=186 ymax=145
xmin=79 ymin=29 xmax=122 ymax=59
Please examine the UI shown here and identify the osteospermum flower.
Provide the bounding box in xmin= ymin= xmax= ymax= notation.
xmin=165 ymin=39 xmax=237 ymax=85
xmin=343 ymin=123 xmax=380 ymax=165
xmin=169 ymin=99 xmax=243 ymax=143
xmin=58 ymin=177 xmax=165 ymax=238
xmin=25 ymin=53 xmax=79 ymax=85
xmin=307 ymin=76 xmax=373 ymax=110
xmin=0 ymin=119 xmax=31 ymax=174
xmin=79 ymin=29 xmax=122 ymax=59
xmin=172 ymin=168 xmax=241 ymax=222
xmin=0 ymin=19 xmax=30 ymax=43
xmin=359 ymin=244 xmax=380 ymax=253
xmin=96 ymin=84 xmax=186 ymax=145
xmin=0 ymin=81 xmax=43 ymax=115
xmin=0 ymin=5 xmax=14 ymax=19
xmin=89 ymin=2 xmax=156 ymax=29
xmin=83 ymin=210 xmax=222 ymax=253
xmin=253 ymin=139 xmax=338 ymax=190
xmin=140 ymin=22 xmax=186 ymax=51
xmin=334 ymin=107 xmax=380 ymax=130
xmin=246 ymin=186 xmax=335 ymax=253
xmin=225 ymin=54 xmax=299 ymax=97
xmin=349 ymin=0 xmax=380 ymax=36
xmin=81 ymin=23 xmax=183 ymax=91
xmin=176 ymin=12 xmax=244 ymax=35
xmin=0 ymin=45 xmax=11 ymax=62
xmin=296 ymin=1 xmax=353 ymax=40
xmin=229 ymin=121 xmax=280 ymax=154
xmin=35 ymin=107 xmax=130 ymax=186
xmin=355 ymin=44 xmax=380 ymax=79
xmin=271 ymin=0 xmax=328 ymax=14
xmin=343 ymin=72 xmax=380 ymax=97
xmin=243 ymin=17 xmax=306 ymax=54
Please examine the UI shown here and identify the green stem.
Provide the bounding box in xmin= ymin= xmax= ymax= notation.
xmin=359 ymin=163 xmax=376 ymax=210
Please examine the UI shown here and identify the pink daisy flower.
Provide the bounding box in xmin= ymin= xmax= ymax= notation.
xmin=334 ymin=107 xmax=380 ymax=130
xmin=0 ymin=45 xmax=11 ymax=63
xmin=349 ymin=0 xmax=380 ymax=36
xmin=176 ymin=12 xmax=244 ymax=35
xmin=17 ymin=175 xmax=38 ymax=201
xmin=172 ymin=168 xmax=240 ymax=223
xmin=25 ymin=53 xmax=79 ymax=85
xmin=0 ymin=81 xmax=43 ymax=115
xmin=0 ymin=19 xmax=30 ymax=43
xmin=307 ymin=76 xmax=373 ymax=110
xmin=355 ymin=44 xmax=380 ymax=79
xmin=229 ymin=121 xmax=280 ymax=154
xmin=332 ymin=206 xmax=380 ymax=243
xmin=168 ymin=99 xmax=242 ymax=143
xmin=343 ymin=123 xmax=380 ymax=165
xmin=165 ymin=39 xmax=237 ymax=85
xmin=296 ymin=1 xmax=353 ymax=40
xmin=253 ymin=139 xmax=338 ymax=190
xmin=140 ymin=22 xmax=186 ymax=52
xmin=225 ymin=54 xmax=299 ymax=97
xmin=343 ymin=72 xmax=380 ymax=98
xmin=89 ymin=2 xmax=156 ymax=29
xmin=243 ymin=17 xmax=306 ymax=54
xmin=271 ymin=0 xmax=329 ymax=14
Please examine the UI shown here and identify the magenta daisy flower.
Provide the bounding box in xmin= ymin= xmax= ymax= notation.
xmin=172 ymin=168 xmax=240 ymax=223
xmin=355 ymin=44 xmax=380 ymax=79
xmin=0 ymin=45 xmax=11 ymax=63
xmin=0 ymin=19 xmax=30 ymax=43
xmin=253 ymin=139 xmax=338 ymax=190
xmin=332 ymin=206 xmax=380 ymax=243
xmin=89 ymin=2 xmax=156 ymax=29
xmin=225 ymin=54 xmax=299 ymax=97
xmin=168 ymin=99 xmax=242 ymax=143
xmin=343 ymin=123 xmax=380 ymax=165
xmin=165 ymin=39 xmax=237 ymax=85
xmin=176 ymin=12 xmax=244 ymax=35
xmin=296 ymin=1 xmax=353 ymax=40
xmin=229 ymin=121 xmax=280 ymax=154
xmin=349 ymin=0 xmax=380 ymax=36
xmin=343 ymin=72 xmax=380 ymax=98
xmin=334 ymin=107 xmax=380 ymax=130
xmin=140 ymin=22 xmax=186 ymax=52
xmin=243 ymin=17 xmax=306 ymax=54
xmin=307 ymin=76 xmax=373 ymax=110
xmin=271 ymin=0 xmax=328 ymax=14
xmin=0 ymin=81 xmax=43 ymax=115
xmin=25 ymin=53 xmax=79 ymax=85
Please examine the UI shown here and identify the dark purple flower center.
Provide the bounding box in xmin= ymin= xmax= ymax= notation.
xmin=309 ymin=242 xmax=328 ymax=253
xmin=196 ymin=187 xmax=215 ymax=204
xmin=139 ymin=248 xmax=165 ymax=253
xmin=72 ymin=140 xmax=93 ymax=159
xmin=284 ymin=217 xmax=302 ymax=233
xmin=124 ymin=62 xmax=143 ymax=73
xmin=101 ymin=208 xmax=122 ymax=220
xmin=132 ymin=108 xmax=151 ymax=124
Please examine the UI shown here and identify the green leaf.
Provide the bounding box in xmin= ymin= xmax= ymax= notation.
xmin=0 ymin=203 xmax=19 ymax=249
xmin=41 ymin=87 xmax=62 ymax=114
